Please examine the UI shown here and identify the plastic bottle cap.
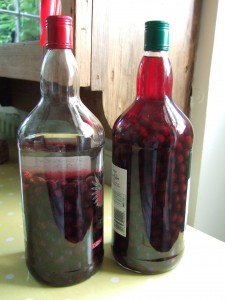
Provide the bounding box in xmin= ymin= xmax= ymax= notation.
xmin=144 ymin=20 xmax=169 ymax=51
xmin=46 ymin=15 xmax=73 ymax=49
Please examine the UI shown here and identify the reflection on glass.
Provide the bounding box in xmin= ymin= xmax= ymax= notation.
xmin=0 ymin=0 xmax=40 ymax=44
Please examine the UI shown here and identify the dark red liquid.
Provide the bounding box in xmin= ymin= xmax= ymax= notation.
xmin=112 ymin=55 xmax=193 ymax=273
xmin=20 ymin=136 xmax=104 ymax=286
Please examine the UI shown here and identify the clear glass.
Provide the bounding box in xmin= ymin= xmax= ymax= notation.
xmin=18 ymin=49 xmax=105 ymax=286
xmin=0 ymin=14 xmax=16 ymax=43
xmin=112 ymin=51 xmax=193 ymax=274
xmin=20 ymin=16 xmax=40 ymax=42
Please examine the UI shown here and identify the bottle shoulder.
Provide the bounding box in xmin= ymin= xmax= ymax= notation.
xmin=18 ymin=96 xmax=104 ymax=147
xmin=113 ymin=97 xmax=193 ymax=149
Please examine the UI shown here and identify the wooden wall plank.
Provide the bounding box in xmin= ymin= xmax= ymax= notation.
xmin=91 ymin=0 xmax=108 ymax=90
xmin=75 ymin=0 xmax=92 ymax=87
xmin=91 ymin=0 xmax=202 ymax=128
xmin=0 ymin=41 xmax=43 ymax=82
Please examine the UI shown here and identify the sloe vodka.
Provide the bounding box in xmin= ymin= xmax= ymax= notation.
xmin=112 ymin=21 xmax=193 ymax=274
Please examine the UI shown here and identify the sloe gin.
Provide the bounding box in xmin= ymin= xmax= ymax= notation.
xmin=18 ymin=16 xmax=104 ymax=286
xmin=112 ymin=21 xmax=193 ymax=274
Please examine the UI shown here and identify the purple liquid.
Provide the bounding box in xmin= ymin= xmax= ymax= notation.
xmin=112 ymin=97 xmax=193 ymax=273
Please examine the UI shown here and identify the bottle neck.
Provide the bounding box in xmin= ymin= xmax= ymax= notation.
xmin=40 ymin=49 xmax=80 ymax=101
xmin=136 ymin=51 xmax=173 ymax=101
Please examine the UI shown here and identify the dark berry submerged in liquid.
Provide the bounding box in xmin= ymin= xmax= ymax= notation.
xmin=19 ymin=135 xmax=104 ymax=286
xmin=112 ymin=97 xmax=193 ymax=274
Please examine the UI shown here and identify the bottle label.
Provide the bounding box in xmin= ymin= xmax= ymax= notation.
xmin=112 ymin=163 xmax=127 ymax=237
xmin=21 ymin=155 xmax=91 ymax=172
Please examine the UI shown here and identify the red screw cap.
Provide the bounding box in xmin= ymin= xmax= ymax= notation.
xmin=46 ymin=15 xmax=73 ymax=49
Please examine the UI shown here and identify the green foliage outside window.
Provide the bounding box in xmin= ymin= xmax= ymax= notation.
xmin=0 ymin=0 xmax=40 ymax=44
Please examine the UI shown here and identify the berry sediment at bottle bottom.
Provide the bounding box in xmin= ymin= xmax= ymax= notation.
xmin=112 ymin=100 xmax=193 ymax=273
xmin=19 ymin=135 xmax=104 ymax=286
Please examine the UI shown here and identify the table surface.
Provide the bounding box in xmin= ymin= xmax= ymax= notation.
xmin=0 ymin=150 xmax=225 ymax=300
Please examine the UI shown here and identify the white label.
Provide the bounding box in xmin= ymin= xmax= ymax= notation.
xmin=21 ymin=156 xmax=91 ymax=172
xmin=112 ymin=163 xmax=127 ymax=237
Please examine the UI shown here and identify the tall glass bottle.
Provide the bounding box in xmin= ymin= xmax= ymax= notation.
xmin=18 ymin=16 xmax=104 ymax=286
xmin=112 ymin=21 xmax=193 ymax=274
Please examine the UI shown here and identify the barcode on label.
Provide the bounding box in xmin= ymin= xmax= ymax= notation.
xmin=114 ymin=208 xmax=126 ymax=237
xmin=112 ymin=163 xmax=127 ymax=237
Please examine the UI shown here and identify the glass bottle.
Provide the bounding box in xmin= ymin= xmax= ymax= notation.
xmin=17 ymin=16 xmax=104 ymax=286
xmin=112 ymin=20 xmax=193 ymax=274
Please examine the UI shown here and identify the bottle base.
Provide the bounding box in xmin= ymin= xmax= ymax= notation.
xmin=112 ymin=249 xmax=183 ymax=275
xmin=26 ymin=258 xmax=103 ymax=287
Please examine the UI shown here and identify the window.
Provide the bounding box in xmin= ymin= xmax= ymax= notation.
xmin=0 ymin=0 xmax=40 ymax=44
xmin=0 ymin=0 xmax=74 ymax=82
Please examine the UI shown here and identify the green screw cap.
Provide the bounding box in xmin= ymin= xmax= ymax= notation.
xmin=144 ymin=20 xmax=170 ymax=51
